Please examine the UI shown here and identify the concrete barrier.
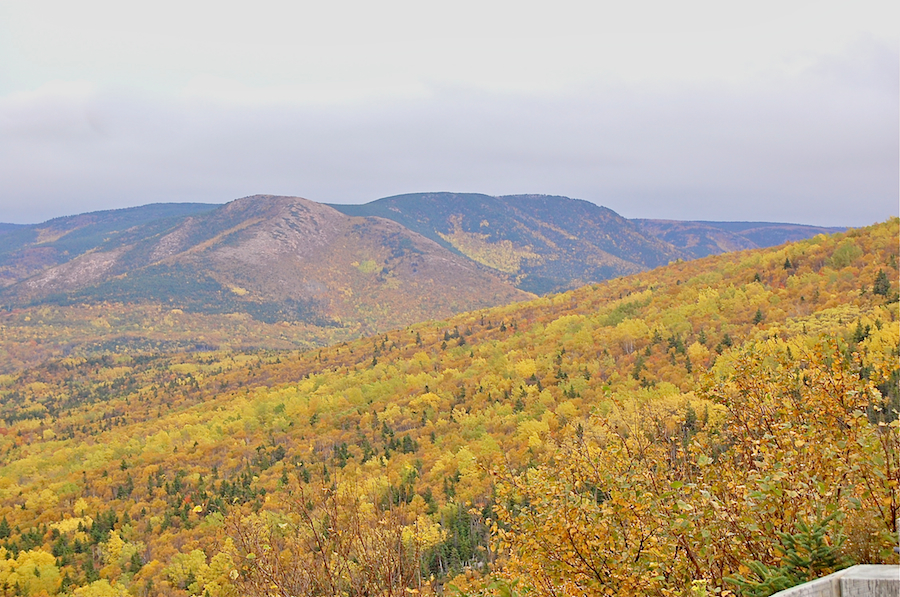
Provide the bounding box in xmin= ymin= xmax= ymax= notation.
xmin=770 ymin=565 xmax=899 ymax=597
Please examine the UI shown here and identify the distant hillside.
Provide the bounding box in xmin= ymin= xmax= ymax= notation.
xmin=0 ymin=223 xmax=25 ymax=234
xmin=1 ymin=195 xmax=847 ymax=300
xmin=332 ymin=192 xmax=683 ymax=294
xmin=0 ymin=203 xmax=219 ymax=288
xmin=633 ymin=218 xmax=844 ymax=259
xmin=0 ymin=198 xmax=527 ymax=317
xmin=333 ymin=193 xmax=845 ymax=293
xmin=0 ymin=196 xmax=529 ymax=369
xmin=0 ymin=193 xmax=852 ymax=371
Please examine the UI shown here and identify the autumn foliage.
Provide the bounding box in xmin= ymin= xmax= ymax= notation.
xmin=0 ymin=219 xmax=893 ymax=596
xmin=491 ymin=337 xmax=898 ymax=596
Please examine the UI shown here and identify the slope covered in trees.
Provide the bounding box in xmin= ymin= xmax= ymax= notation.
xmin=1 ymin=194 xmax=840 ymax=375
xmin=332 ymin=193 xmax=840 ymax=294
xmin=0 ymin=219 xmax=894 ymax=596
xmin=632 ymin=219 xmax=844 ymax=259
xmin=332 ymin=193 xmax=681 ymax=293
xmin=0 ymin=196 xmax=530 ymax=373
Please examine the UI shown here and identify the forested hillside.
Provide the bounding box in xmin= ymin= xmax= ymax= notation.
xmin=332 ymin=193 xmax=681 ymax=293
xmin=0 ymin=219 xmax=894 ymax=596
xmin=0 ymin=196 xmax=530 ymax=373
xmin=632 ymin=219 xmax=844 ymax=259
xmin=332 ymin=193 xmax=839 ymax=293
xmin=1 ymin=194 xmax=840 ymax=375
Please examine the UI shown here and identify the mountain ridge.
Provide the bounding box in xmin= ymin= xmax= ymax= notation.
xmin=331 ymin=192 xmax=682 ymax=293
xmin=0 ymin=196 xmax=534 ymax=371
xmin=0 ymin=193 xmax=846 ymax=372
xmin=332 ymin=192 xmax=844 ymax=292
xmin=632 ymin=217 xmax=843 ymax=258
xmin=0 ymin=194 xmax=845 ymax=298
xmin=2 ymin=195 xmax=530 ymax=322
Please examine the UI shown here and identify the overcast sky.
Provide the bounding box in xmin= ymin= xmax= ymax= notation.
xmin=0 ymin=1 xmax=897 ymax=226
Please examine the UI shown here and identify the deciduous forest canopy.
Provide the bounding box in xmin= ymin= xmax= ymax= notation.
xmin=0 ymin=217 xmax=895 ymax=596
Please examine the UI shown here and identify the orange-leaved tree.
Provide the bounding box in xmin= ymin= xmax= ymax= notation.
xmin=491 ymin=336 xmax=899 ymax=596
xmin=228 ymin=473 xmax=444 ymax=597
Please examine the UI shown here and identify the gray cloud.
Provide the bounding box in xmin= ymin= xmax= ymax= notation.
xmin=0 ymin=43 xmax=896 ymax=227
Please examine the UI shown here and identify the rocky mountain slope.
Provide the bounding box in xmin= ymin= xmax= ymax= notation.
xmin=0 ymin=203 xmax=218 ymax=289
xmin=0 ymin=195 xmax=529 ymax=332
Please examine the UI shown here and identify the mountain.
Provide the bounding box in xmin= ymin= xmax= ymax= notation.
xmin=0 ymin=193 xmax=852 ymax=372
xmin=0 ymin=223 xmax=25 ymax=234
xmin=633 ymin=218 xmax=844 ymax=259
xmin=332 ymin=193 xmax=846 ymax=293
xmin=1 ymin=194 xmax=846 ymax=302
xmin=0 ymin=219 xmax=893 ymax=596
xmin=0 ymin=196 xmax=529 ymax=367
xmin=332 ymin=192 xmax=683 ymax=294
xmin=0 ymin=203 xmax=219 ymax=289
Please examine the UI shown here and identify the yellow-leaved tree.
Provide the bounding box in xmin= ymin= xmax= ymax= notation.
xmin=228 ymin=474 xmax=443 ymax=597
xmin=491 ymin=337 xmax=899 ymax=596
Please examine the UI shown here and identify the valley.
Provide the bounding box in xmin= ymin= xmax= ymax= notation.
xmin=0 ymin=213 xmax=893 ymax=596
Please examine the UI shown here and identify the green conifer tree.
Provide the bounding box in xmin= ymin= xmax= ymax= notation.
xmin=873 ymin=269 xmax=890 ymax=296
xmin=726 ymin=513 xmax=848 ymax=597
